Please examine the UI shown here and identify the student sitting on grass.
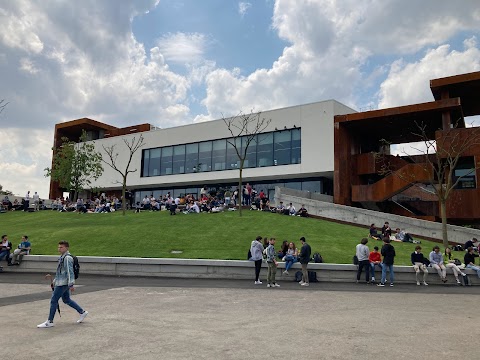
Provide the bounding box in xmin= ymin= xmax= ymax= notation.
xmin=369 ymin=224 xmax=382 ymax=240
xmin=296 ymin=204 xmax=309 ymax=217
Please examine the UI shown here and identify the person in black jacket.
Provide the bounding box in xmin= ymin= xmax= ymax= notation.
xmin=465 ymin=247 xmax=480 ymax=278
xmin=411 ymin=246 xmax=428 ymax=286
xmin=378 ymin=237 xmax=396 ymax=287
xmin=298 ymin=237 xmax=312 ymax=287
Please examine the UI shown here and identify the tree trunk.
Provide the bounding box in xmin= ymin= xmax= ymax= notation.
xmin=440 ymin=199 xmax=448 ymax=248
xmin=122 ymin=176 xmax=127 ymax=216
xmin=238 ymin=166 xmax=243 ymax=217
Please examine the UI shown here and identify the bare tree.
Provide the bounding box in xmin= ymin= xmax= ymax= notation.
xmin=223 ymin=111 xmax=271 ymax=216
xmin=101 ymin=135 xmax=145 ymax=215
xmin=0 ymin=99 xmax=8 ymax=115
xmin=378 ymin=120 xmax=480 ymax=248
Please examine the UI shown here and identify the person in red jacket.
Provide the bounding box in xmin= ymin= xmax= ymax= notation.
xmin=369 ymin=246 xmax=382 ymax=283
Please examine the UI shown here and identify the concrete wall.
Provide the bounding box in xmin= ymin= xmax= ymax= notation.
xmin=2 ymin=255 xmax=478 ymax=285
xmin=87 ymin=100 xmax=356 ymax=191
xmin=275 ymin=187 xmax=480 ymax=244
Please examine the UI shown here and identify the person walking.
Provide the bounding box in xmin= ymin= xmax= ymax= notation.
xmin=378 ymin=238 xmax=396 ymax=287
xmin=298 ymin=237 xmax=311 ymax=287
xmin=411 ymin=245 xmax=429 ymax=286
xmin=250 ymin=236 xmax=264 ymax=285
xmin=37 ymin=241 xmax=88 ymax=328
xmin=355 ymin=238 xmax=370 ymax=284
xmin=265 ymin=238 xmax=280 ymax=288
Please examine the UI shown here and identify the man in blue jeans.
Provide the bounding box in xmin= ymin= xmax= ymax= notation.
xmin=378 ymin=237 xmax=396 ymax=287
xmin=37 ymin=240 xmax=88 ymax=328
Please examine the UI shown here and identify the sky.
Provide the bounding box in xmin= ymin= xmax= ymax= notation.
xmin=1 ymin=0 xmax=480 ymax=198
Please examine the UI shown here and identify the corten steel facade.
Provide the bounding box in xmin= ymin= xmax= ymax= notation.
xmin=49 ymin=100 xmax=355 ymax=203
xmin=334 ymin=71 xmax=480 ymax=225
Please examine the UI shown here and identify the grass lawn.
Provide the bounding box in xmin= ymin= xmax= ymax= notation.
xmin=0 ymin=210 xmax=448 ymax=265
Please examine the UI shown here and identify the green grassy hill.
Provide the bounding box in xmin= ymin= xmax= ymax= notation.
xmin=0 ymin=210 xmax=449 ymax=265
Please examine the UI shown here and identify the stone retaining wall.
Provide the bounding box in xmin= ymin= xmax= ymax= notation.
xmin=2 ymin=256 xmax=478 ymax=285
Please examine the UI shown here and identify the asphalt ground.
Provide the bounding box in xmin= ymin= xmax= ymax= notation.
xmin=1 ymin=272 xmax=479 ymax=360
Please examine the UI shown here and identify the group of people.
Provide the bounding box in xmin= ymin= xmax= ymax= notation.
xmin=249 ymin=236 xmax=313 ymax=287
xmin=2 ymin=191 xmax=42 ymax=211
xmin=355 ymin=236 xmax=480 ymax=286
xmin=369 ymin=222 xmax=417 ymax=243
xmin=0 ymin=234 xmax=31 ymax=271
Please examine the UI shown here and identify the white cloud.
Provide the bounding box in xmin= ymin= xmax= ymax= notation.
xmin=238 ymin=2 xmax=252 ymax=18
xmin=156 ymin=32 xmax=209 ymax=64
xmin=378 ymin=37 xmax=480 ymax=108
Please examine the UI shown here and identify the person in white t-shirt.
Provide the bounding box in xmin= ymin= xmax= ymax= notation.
xmin=32 ymin=192 xmax=40 ymax=211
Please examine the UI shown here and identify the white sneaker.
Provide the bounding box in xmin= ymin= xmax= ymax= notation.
xmin=301 ymin=282 xmax=309 ymax=286
xmin=77 ymin=311 xmax=88 ymax=323
xmin=37 ymin=320 xmax=54 ymax=328
xmin=299 ymin=281 xmax=305 ymax=285
xmin=423 ymin=282 xmax=428 ymax=286
xmin=273 ymin=283 xmax=280 ymax=287
xmin=283 ymin=270 xmax=289 ymax=275
xmin=416 ymin=281 xmax=420 ymax=286
xmin=254 ymin=280 xmax=262 ymax=285
xmin=267 ymin=284 xmax=271 ymax=288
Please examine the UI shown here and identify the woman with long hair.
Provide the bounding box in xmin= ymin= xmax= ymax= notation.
xmin=444 ymin=247 xmax=467 ymax=285
xmin=282 ymin=242 xmax=298 ymax=275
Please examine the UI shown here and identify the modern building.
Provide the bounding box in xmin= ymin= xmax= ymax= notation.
xmin=49 ymin=71 xmax=480 ymax=225
xmin=49 ymin=100 xmax=355 ymax=204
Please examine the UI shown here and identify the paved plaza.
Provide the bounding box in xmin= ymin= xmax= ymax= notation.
xmin=1 ymin=273 xmax=479 ymax=360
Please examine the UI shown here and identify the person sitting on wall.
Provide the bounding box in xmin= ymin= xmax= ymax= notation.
xmin=369 ymin=224 xmax=382 ymax=240
xmin=296 ymin=204 xmax=309 ymax=217
xmin=10 ymin=235 xmax=31 ymax=266
xmin=369 ymin=246 xmax=382 ymax=283
xmin=275 ymin=201 xmax=285 ymax=214
xmin=464 ymin=246 xmax=480 ymax=278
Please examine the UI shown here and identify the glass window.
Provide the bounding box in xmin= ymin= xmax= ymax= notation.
xmin=185 ymin=187 xmax=200 ymax=199
xmin=243 ymin=135 xmax=257 ymax=168
xmin=274 ymin=130 xmax=291 ymax=165
xmin=172 ymin=144 xmax=186 ymax=174
xmin=173 ymin=188 xmax=185 ymax=198
xmin=185 ymin=143 xmax=199 ymax=173
xmin=285 ymin=181 xmax=301 ymax=190
xmin=291 ymin=128 xmax=301 ymax=164
xmin=160 ymin=146 xmax=173 ymax=175
xmin=226 ymin=138 xmax=241 ymax=170
xmin=302 ymin=180 xmax=321 ymax=193
xmin=453 ymin=157 xmax=476 ymax=189
xmin=257 ymin=133 xmax=273 ymax=167
xmin=198 ymin=141 xmax=212 ymax=172
xmin=148 ymin=148 xmax=161 ymax=176
xmin=142 ymin=149 xmax=150 ymax=177
xmin=212 ymin=139 xmax=226 ymax=171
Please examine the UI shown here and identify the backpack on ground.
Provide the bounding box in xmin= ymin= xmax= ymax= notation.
xmin=353 ymin=255 xmax=359 ymax=265
xmin=294 ymin=270 xmax=303 ymax=282
xmin=308 ymin=271 xmax=318 ymax=283
xmin=461 ymin=274 xmax=471 ymax=286
xmin=313 ymin=252 xmax=323 ymax=263
xmin=453 ymin=245 xmax=463 ymax=251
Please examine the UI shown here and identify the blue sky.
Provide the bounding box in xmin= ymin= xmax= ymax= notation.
xmin=1 ymin=0 xmax=480 ymax=196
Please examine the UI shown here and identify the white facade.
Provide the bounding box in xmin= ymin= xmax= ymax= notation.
xmin=89 ymin=100 xmax=355 ymax=195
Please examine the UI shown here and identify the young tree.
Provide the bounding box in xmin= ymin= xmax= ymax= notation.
xmin=101 ymin=135 xmax=145 ymax=216
xmin=0 ymin=184 xmax=13 ymax=195
xmin=45 ymin=131 xmax=103 ymax=201
xmin=223 ymin=111 xmax=271 ymax=216
xmin=379 ymin=121 xmax=480 ymax=248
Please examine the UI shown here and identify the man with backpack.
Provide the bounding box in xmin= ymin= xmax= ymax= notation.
xmin=37 ymin=240 xmax=88 ymax=328
xmin=298 ymin=237 xmax=311 ymax=286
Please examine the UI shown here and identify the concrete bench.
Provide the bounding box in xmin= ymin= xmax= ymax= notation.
xmin=2 ymin=256 xmax=478 ymax=285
